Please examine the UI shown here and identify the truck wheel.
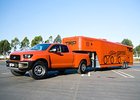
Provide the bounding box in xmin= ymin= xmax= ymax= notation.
xmin=29 ymin=61 xmax=48 ymax=80
xmin=78 ymin=61 xmax=87 ymax=74
xmin=11 ymin=69 xmax=26 ymax=76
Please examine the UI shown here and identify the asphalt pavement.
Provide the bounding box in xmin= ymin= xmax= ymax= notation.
xmin=0 ymin=60 xmax=140 ymax=100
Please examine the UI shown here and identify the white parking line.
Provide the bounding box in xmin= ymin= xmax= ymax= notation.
xmin=81 ymin=74 xmax=84 ymax=76
xmin=132 ymin=69 xmax=140 ymax=71
xmin=81 ymin=72 xmax=91 ymax=77
xmin=117 ymin=71 xmax=135 ymax=78
xmin=112 ymin=70 xmax=135 ymax=78
xmin=112 ymin=70 xmax=127 ymax=78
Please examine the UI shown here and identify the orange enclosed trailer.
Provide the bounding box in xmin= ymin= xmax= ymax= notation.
xmin=62 ymin=36 xmax=133 ymax=69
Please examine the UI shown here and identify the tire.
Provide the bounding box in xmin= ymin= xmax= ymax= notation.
xmin=78 ymin=60 xmax=87 ymax=74
xmin=125 ymin=62 xmax=128 ymax=69
xmin=29 ymin=61 xmax=48 ymax=80
xmin=11 ymin=69 xmax=26 ymax=76
xmin=122 ymin=62 xmax=128 ymax=69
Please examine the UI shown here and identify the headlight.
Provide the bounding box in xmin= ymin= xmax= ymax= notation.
xmin=23 ymin=54 xmax=33 ymax=59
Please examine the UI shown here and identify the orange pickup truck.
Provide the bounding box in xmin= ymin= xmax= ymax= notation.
xmin=6 ymin=43 xmax=91 ymax=79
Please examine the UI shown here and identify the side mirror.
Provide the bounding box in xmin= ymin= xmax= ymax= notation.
xmin=50 ymin=48 xmax=57 ymax=52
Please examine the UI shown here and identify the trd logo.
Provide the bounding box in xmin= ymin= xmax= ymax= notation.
xmin=65 ymin=41 xmax=76 ymax=45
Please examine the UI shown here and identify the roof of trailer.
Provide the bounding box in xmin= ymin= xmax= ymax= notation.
xmin=63 ymin=36 xmax=133 ymax=48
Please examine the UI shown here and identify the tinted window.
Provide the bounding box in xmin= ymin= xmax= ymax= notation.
xmin=61 ymin=45 xmax=69 ymax=53
xmin=50 ymin=45 xmax=60 ymax=52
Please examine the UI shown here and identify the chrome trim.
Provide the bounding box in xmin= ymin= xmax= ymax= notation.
xmin=7 ymin=62 xmax=29 ymax=69
xmin=19 ymin=62 xmax=28 ymax=69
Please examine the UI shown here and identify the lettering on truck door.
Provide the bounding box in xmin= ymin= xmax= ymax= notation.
xmin=49 ymin=44 xmax=73 ymax=68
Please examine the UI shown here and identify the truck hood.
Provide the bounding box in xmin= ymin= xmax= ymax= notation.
xmin=10 ymin=50 xmax=46 ymax=55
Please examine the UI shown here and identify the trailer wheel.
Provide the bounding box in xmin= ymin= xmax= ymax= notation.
xmin=78 ymin=60 xmax=87 ymax=74
xmin=125 ymin=62 xmax=128 ymax=69
xmin=11 ymin=69 xmax=26 ymax=76
xmin=122 ymin=62 xmax=128 ymax=69
xmin=29 ymin=61 xmax=48 ymax=79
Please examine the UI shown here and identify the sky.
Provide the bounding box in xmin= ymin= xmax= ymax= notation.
xmin=0 ymin=0 xmax=140 ymax=47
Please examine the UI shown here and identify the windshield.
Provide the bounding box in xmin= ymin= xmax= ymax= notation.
xmin=31 ymin=44 xmax=51 ymax=51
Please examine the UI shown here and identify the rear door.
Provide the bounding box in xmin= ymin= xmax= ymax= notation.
xmin=49 ymin=44 xmax=74 ymax=68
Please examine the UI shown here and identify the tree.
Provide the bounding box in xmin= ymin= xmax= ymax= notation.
xmin=53 ymin=35 xmax=61 ymax=43
xmin=49 ymin=36 xmax=53 ymax=43
xmin=121 ymin=39 xmax=133 ymax=47
xmin=45 ymin=40 xmax=49 ymax=43
xmin=45 ymin=36 xmax=53 ymax=43
xmin=11 ymin=37 xmax=20 ymax=51
xmin=20 ymin=37 xmax=30 ymax=50
xmin=0 ymin=41 xmax=3 ymax=55
xmin=0 ymin=40 xmax=11 ymax=55
xmin=31 ymin=36 xmax=43 ymax=47
xmin=134 ymin=45 xmax=140 ymax=57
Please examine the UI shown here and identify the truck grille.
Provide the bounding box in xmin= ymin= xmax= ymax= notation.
xmin=10 ymin=55 xmax=20 ymax=61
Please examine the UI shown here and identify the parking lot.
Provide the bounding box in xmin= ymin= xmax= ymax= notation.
xmin=0 ymin=61 xmax=140 ymax=100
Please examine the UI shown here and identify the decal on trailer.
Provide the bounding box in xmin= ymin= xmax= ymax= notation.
xmin=103 ymin=51 xmax=126 ymax=65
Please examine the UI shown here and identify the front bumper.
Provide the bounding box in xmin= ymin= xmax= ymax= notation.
xmin=6 ymin=60 xmax=34 ymax=71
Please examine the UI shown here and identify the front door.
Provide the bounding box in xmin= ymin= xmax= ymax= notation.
xmin=49 ymin=44 xmax=73 ymax=68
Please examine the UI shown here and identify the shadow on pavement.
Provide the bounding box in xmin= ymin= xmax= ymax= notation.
xmin=24 ymin=66 xmax=132 ymax=79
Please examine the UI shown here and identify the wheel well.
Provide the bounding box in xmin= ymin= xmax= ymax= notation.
xmin=34 ymin=59 xmax=48 ymax=66
xmin=80 ymin=59 xmax=87 ymax=65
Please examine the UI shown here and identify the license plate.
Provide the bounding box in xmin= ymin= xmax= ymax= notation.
xmin=9 ymin=63 xmax=15 ymax=67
